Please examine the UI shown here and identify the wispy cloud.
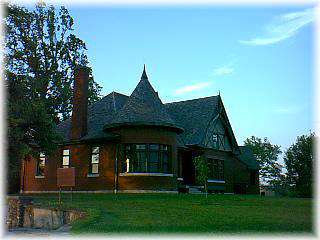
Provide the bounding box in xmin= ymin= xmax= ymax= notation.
xmin=240 ymin=8 xmax=315 ymax=46
xmin=211 ymin=60 xmax=236 ymax=76
xmin=212 ymin=66 xmax=234 ymax=76
xmin=174 ymin=82 xmax=211 ymax=95
xmin=274 ymin=106 xmax=300 ymax=114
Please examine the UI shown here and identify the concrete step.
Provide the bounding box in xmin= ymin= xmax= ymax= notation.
xmin=188 ymin=186 xmax=203 ymax=194
xmin=189 ymin=191 xmax=203 ymax=194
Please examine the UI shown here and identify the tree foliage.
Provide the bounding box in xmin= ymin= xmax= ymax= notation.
xmin=284 ymin=133 xmax=314 ymax=197
xmin=7 ymin=72 xmax=63 ymax=192
xmin=244 ymin=136 xmax=283 ymax=186
xmin=193 ymin=155 xmax=209 ymax=196
xmin=5 ymin=3 xmax=101 ymax=121
xmin=5 ymin=3 xmax=101 ymax=193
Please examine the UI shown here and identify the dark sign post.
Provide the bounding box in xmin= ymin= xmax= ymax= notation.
xmin=57 ymin=167 xmax=75 ymax=205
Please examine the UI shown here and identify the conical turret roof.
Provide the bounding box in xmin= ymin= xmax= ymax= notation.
xmin=104 ymin=66 xmax=183 ymax=132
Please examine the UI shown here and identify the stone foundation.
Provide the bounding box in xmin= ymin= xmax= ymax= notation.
xmin=6 ymin=196 xmax=85 ymax=230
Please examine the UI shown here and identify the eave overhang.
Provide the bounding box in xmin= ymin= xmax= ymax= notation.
xmin=103 ymin=121 xmax=184 ymax=134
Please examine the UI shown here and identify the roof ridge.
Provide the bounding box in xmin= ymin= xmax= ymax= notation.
xmin=165 ymin=95 xmax=219 ymax=105
xmin=110 ymin=91 xmax=128 ymax=97
xmin=87 ymin=91 xmax=128 ymax=106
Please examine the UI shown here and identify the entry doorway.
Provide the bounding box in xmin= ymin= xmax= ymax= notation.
xmin=180 ymin=150 xmax=196 ymax=185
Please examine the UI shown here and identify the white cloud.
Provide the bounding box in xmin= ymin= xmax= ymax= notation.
xmin=174 ymin=82 xmax=211 ymax=95
xmin=212 ymin=66 xmax=234 ymax=76
xmin=274 ymin=106 xmax=300 ymax=114
xmin=240 ymin=8 xmax=315 ymax=46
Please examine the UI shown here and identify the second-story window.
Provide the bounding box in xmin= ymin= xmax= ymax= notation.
xmin=89 ymin=147 xmax=100 ymax=174
xmin=62 ymin=149 xmax=70 ymax=168
xmin=212 ymin=134 xmax=218 ymax=148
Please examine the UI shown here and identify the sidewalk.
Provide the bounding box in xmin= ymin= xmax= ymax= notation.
xmin=6 ymin=224 xmax=71 ymax=236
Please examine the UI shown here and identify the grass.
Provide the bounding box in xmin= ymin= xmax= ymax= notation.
xmin=31 ymin=193 xmax=313 ymax=234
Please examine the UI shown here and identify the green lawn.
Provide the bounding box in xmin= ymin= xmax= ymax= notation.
xmin=32 ymin=193 xmax=313 ymax=234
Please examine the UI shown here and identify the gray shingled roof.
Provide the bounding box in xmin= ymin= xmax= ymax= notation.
xmin=104 ymin=68 xmax=182 ymax=132
xmin=164 ymin=96 xmax=219 ymax=146
xmin=55 ymin=91 xmax=129 ymax=142
xmin=56 ymin=68 xmax=238 ymax=148
xmin=238 ymin=146 xmax=260 ymax=170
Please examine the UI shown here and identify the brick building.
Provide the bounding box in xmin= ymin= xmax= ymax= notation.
xmin=21 ymin=66 xmax=259 ymax=194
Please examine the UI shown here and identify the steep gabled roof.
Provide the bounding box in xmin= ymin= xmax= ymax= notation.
xmin=238 ymin=146 xmax=260 ymax=170
xmin=165 ymin=96 xmax=219 ymax=146
xmin=56 ymin=91 xmax=129 ymax=142
xmin=56 ymin=67 xmax=240 ymax=150
xmin=103 ymin=66 xmax=182 ymax=132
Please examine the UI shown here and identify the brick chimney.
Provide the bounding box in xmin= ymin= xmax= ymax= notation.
xmin=71 ymin=66 xmax=89 ymax=140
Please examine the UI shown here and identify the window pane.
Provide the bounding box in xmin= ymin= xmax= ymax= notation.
xmin=91 ymin=154 xmax=99 ymax=163
xmin=63 ymin=156 xmax=69 ymax=166
xmin=91 ymin=164 xmax=99 ymax=174
xmin=37 ymin=156 xmax=45 ymax=176
xmin=92 ymin=147 xmax=99 ymax=154
xmin=149 ymin=152 xmax=159 ymax=172
xmin=208 ymin=159 xmax=224 ymax=180
xmin=39 ymin=158 xmax=45 ymax=167
xmin=149 ymin=152 xmax=159 ymax=163
xmin=150 ymin=144 xmax=159 ymax=150
xmin=130 ymin=157 xmax=136 ymax=172
xmin=124 ymin=158 xmax=130 ymax=172
xmin=136 ymin=144 xmax=146 ymax=150
xmin=161 ymin=152 xmax=169 ymax=173
xmin=212 ymin=135 xmax=218 ymax=142
xmin=149 ymin=163 xmax=158 ymax=172
xmin=38 ymin=166 xmax=44 ymax=175
xmin=63 ymin=149 xmax=70 ymax=156
xmin=136 ymin=151 xmax=147 ymax=172
xmin=161 ymin=145 xmax=168 ymax=151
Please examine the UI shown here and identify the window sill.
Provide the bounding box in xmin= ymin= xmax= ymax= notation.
xmin=207 ymin=179 xmax=225 ymax=183
xmin=87 ymin=174 xmax=99 ymax=178
xmin=35 ymin=175 xmax=45 ymax=179
xmin=119 ymin=173 xmax=173 ymax=177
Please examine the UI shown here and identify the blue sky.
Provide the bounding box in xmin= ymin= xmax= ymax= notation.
xmin=66 ymin=5 xmax=314 ymax=157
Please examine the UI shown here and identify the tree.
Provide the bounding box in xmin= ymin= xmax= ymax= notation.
xmin=5 ymin=3 xmax=102 ymax=122
xmin=193 ymin=155 xmax=209 ymax=198
xmin=244 ymin=136 xmax=283 ymax=187
xmin=7 ymin=72 xmax=62 ymax=193
xmin=5 ymin=3 xmax=101 ymax=193
xmin=284 ymin=133 xmax=314 ymax=197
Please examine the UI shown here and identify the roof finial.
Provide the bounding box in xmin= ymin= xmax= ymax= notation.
xmin=141 ymin=64 xmax=148 ymax=80
xmin=218 ymin=90 xmax=221 ymax=96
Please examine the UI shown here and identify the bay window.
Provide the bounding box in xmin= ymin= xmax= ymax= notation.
xmin=122 ymin=144 xmax=171 ymax=174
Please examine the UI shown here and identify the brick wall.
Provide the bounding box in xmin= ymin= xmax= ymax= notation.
xmin=203 ymin=149 xmax=259 ymax=194
xmin=22 ymin=126 xmax=179 ymax=192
